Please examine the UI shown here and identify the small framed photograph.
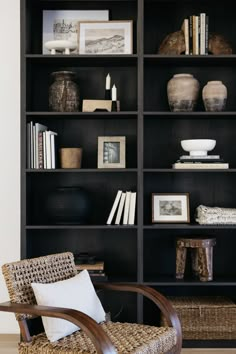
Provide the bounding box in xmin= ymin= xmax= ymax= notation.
xmin=152 ymin=193 xmax=190 ymax=223
xmin=42 ymin=10 xmax=109 ymax=54
xmin=98 ymin=136 xmax=126 ymax=168
xmin=78 ymin=21 xmax=133 ymax=54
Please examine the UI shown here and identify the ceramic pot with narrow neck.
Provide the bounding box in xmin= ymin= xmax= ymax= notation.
xmin=167 ymin=73 xmax=200 ymax=112
xmin=49 ymin=71 xmax=79 ymax=112
xmin=202 ymin=81 xmax=227 ymax=112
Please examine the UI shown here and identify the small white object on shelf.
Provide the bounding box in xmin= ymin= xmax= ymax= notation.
xmin=181 ymin=139 xmax=216 ymax=157
xmin=112 ymin=84 xmax=117 ymax=101
xmin=106 ymin=73 xmax=111 ymax=90
xmin=44 ymin=40 xmax=77 ymax=55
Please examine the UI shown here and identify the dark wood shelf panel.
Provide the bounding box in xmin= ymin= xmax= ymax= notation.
xmin=183 ymin=340 xmax=236 ymax=348
xmin=26 ymin=225 xmax=138 ymax=229
xmin=143 ymin=168 xmax=236 ymax=173
xmin=144 ymin=54 xmax=236 ymax=65
xmin=144 ymin=111 xmax=236 ymax=117
xmin=144 ymin=224 xmax=236 ymax=229
xmin=26 ymin=111 xmax=138 ymax=118
xmin=26 ymin=54 xmax=138 ymax=66
xmin=26 ymin=168 xmax=137 ymax=173
xmin=144 ymin=278 xmax=236 ymax=286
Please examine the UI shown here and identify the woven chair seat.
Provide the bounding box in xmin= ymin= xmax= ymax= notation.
xmin=19 ymin=321 xmax=177 ymax=354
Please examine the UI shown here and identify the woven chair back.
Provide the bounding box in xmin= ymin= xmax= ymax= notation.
xmin=2 ymin=252 xmax=77 ymax=320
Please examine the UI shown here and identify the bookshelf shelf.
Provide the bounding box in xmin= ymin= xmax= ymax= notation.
xmin=26 ymin=168 xmax=138 ymax=173
xmin=26 ymin=225 xmax=138 ymax=229
xmin=143 ymin=224 xmax=236 ymax=229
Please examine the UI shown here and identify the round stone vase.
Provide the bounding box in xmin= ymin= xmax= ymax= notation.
xmin=45 ymin=187 xmax=91 ymax=224
xmin=202 ymin=81 xmax=227 ymax=112
xmin=49 ymin=71 xmax=79 ymax=112
xmin=167 ymin=73 xmax=200 ymax=112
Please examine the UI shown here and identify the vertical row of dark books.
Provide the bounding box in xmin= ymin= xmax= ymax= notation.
xmin=182 ymin=13 xmax=209 ymax=55
xmin=27 ymin=122 xmax=58 ymax=169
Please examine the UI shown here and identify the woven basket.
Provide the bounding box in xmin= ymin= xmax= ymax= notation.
xmin=161 ymin=296 xmax=236 ymax=340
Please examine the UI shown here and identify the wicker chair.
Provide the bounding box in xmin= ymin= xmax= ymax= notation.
xmin=0 ymin=252 xmax=182 ymax=354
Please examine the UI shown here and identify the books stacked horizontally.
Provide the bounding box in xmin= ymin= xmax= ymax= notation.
xmin=107 ymin=190 xmax=136 ymax=225
xmin=182 ymin=13 xmax=209 ymax=55
xmin=27 ymin=121 xmax=57 ymax=169
xmin=173 ymin=155 xmax=229 ymax=169
xmin=75 ymin=261 xmax=108 ymax=282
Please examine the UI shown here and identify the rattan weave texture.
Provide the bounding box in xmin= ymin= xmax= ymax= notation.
xmin=2 ymin=252 xmax=77 ymax=320
xmin=162 ymin=296 xmax=236 ymax=340
xmin=18 ymin=321 xmax=177 ymax=354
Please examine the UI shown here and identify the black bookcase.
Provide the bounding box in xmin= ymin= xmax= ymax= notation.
xmin=22 ymin=0 xmax=236 ymax=348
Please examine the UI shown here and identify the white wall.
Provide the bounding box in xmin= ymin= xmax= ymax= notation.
xmin=0 ymin=0 xmax=20 ymax=333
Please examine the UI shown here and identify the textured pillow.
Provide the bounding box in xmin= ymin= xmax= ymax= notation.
xmin=31 ymin=270 xmax=106 ymax=342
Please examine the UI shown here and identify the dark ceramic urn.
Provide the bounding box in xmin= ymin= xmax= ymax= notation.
xmin=45 ymin=187 xmax=91 ymax=224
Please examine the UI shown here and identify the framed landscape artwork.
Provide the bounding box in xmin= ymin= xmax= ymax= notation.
xmin=98 ymin=136 xmax=126 ymax=168
xmin=42 ymin=10 xmax=109 ymax=54
xmin=152 ymin=193 xmax=190 ymax=223
xmin=78 ymin=21 xmax=133 ymax=54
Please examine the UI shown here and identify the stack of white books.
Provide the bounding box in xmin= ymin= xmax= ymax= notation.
xmin=172 ymin=155 xmax=229 ymax=169
xmin=27 ymin=121 xmax=58 ymax=169
xmin=107 ymin=190 xmax=137 ymax=225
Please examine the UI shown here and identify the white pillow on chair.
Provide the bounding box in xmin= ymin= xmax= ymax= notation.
xmin=31 ymin=270 xmax=106 ymax=342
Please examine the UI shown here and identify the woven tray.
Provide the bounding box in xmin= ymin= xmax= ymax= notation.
xmin=161 ymin=296 xmax=236 ymax=340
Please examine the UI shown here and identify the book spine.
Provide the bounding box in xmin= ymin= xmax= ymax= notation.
xmin=123 ymin=191 xmax=131 ymax=225
xmin=205 ymin=15 xmax=209 ymax=54
xmin=106 ymin=190 xmax=122 ymax=225
xmin=43 ymin=131 xmax=47 ymax=169
xmin=33 ymin=125 xmax=36 ymax=169
xmin=184 ymin=19 xmax=189 ymax=55
xmin=115 ymin=192 xmax=126 ymax=225
xmin=46 ymin=131 xmax=51 ymax=169
xmin=192 ymin=15 xmax=199 ymax=55
xmin=195 ymin=16 xmax=199 ymax=55
xmin=38 ymin=131 xmax=44 ymax=169
xmin=189 ymin=15 xmax=193 ymax=55
xmin=200 ymin=13 xmax=206 ymax=55
xmin=27 ymin=123 xmax=31 ymax=169
xmin=51 ymin=134 xmax=56 ymax=169
xmin=128 ymin=192 xmax=136 ymax=225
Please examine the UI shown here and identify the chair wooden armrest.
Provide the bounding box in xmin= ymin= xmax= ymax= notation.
xmin=0 ymin=301 xmax=117 ymax=354
xmin=95 ymin=283 xmax=182 ymax=353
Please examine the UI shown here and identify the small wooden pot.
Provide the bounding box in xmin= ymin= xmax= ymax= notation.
xmin=60 ymin=148 xmax=83 ymax=169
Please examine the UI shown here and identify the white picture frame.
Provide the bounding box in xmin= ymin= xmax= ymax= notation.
xmin=152 ymin=193 xmax=190 ymax=223
xmin=42 ymin=10 xmax=109 ymax=54
xmin=98 ymin=136 xmax=126 ymax=169
xmin=78 ymin=21 xmax=133 ymax=54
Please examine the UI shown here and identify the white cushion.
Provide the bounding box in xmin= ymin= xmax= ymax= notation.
xmin=31 ymin=270 xmax=106 ymax=342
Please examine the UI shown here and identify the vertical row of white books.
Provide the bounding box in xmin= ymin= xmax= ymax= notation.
xmin=27 ymin=122 xmax=58 ymax=169
xmin=107 ymin=190 xmax=137 ymax=225
xmin=182 ymin=13 xmax=209 ymax=55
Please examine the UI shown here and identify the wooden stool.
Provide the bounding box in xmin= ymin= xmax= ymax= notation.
xmin=176 ymin=238 xmax=216 ymax=282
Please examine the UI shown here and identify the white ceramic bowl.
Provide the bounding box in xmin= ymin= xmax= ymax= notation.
xmin=181 ymin=139 xmax=216 ymax=156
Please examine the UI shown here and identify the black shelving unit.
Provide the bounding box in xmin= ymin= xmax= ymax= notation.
xmin=22 ymin=0 xmax=236 ymax=347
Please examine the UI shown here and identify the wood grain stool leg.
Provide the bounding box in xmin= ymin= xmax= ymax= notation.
xmin=197 ymin=246 xmax=213 ymax=281
xmin=176 ymin=245 xmax=187 ymax=279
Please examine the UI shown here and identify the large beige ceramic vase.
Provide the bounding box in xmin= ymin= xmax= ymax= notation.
xmin=202 ymin=81 xmax=227 ymax=112
xmin=167 ymin=73 xmax=200 ymax=112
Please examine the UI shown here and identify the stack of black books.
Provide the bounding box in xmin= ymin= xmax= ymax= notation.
xmin=74 ymin=253 xmax=108 ymax=282
xmin=172 ymin=155 xmax=229 ymax=169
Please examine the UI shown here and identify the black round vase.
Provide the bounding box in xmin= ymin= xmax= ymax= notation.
xmin=45 ymin=187 xmax=91 ymax=224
